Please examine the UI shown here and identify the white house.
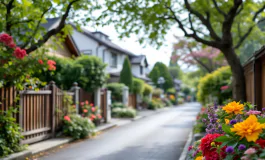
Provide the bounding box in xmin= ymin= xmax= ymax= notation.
xmin=70 ymin=26 xmax=150 ymax=82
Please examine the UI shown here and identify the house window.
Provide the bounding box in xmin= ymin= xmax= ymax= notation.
xmin=82 ymin=50 xmax=92 ymax=55
xmin=111 ymin=53 xmax=118 ymax=68
xmin=140 ymin=66 xmax=144 ymax=75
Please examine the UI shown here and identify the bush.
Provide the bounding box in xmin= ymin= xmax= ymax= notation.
xmin=62 ymin=114 xmax=95 ymax=139
xmin=112 ymin=107 xmax=137 ymax=118
xmin=163 ymin=98 xmax=173 ymax=107
xmin=106 ymin=83 xmax=125 ymax=102
xmin=111 ymin=102 xmax=127 ymax=109
xmin=132 ymin=78 xmax=145 ymax=95
xmin=148 ymin=98 xmax=165 ymax=110
xmin=143 ymin=83 xmax=153 ymax=96
xmin=119 ymin=57 xmax=133 ymax=90
xmin=197 ymin=66 xmax=232 ymax=104
xmin=167 ymin=88 xmax=176 ymax=95
xmin=0 ymin=109 xmax=25 ymax=158
xmin=80 ymin=101 xmax=102 ymax=126
xmin=153 ymin=88 xmax=163 ymax=97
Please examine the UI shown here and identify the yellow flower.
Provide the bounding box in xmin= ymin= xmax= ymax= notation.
xmin=231 ymin=115 xmax=265 ymax=142
xmin=225 ymin=119 xmax=230 ymax=124
xmin=195 ymin=156 xmax=203 ymax=160
xmin=210 ymin=142 xmax=215 ymax=146
xmin=222 ymin=101 xmax=244 ymax=114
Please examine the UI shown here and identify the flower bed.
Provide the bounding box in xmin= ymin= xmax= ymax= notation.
xmin=80 ymin=101 xmax=102 ymax=126
xmin=187 ymin=101 xmax=265 ymax=160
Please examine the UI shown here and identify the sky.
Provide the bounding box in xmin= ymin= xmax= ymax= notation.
xmin=86 ymin=24 xmax=184 ymax=69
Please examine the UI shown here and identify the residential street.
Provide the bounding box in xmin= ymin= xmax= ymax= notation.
xmin=40 ymin=103 xmax=201 ymax=160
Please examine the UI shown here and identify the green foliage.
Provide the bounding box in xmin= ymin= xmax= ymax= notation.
xmin=111 ymin=102 xmax=127 ymax=109
xmin=132 ymin=78 xmax=145 ymax=95
xmin=106 ymin=83 xmax=125 ymax=102
xmin=148 ymin=98 xmax=165 ymax=110
xmin=152 ymin=88 xmax=163 ymax=97
xmin=143 ymin=83 xmax=153 ymax=96
xmin=168 ymin=66 xmax=183 ymax=80
xmin=112 ymin=107 xmax=137 ymax=118
xmin=0 ymin=0 xmax=100 ymax=54
xmin=163 ymin=98 xmax=172 ymax=107
xmin=36 ymin=55 xmax=108 ymax=91
xmin=197 ymin=66 xmax=232 ymax=104
xmin=149 ymin=62 xmax=173 ymax=91
xmin=62 ymin=115 xmax=95 ymax=140
xmin=182 ymin=86 xmax=191 ymax=96
xmin=167 ymin=88 xmax=176 ymax=95
xmin=119 ymin=57 xmax=133 ymax=90
xmin=0 ymin=108 xmax=26 ymax=158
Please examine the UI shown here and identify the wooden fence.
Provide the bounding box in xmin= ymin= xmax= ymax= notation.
xmin=129 ymin=94 xmax=137 ymax=108
xmin=0 ymin=82 xmax=75 ymax=144
xmin=100 ymin=89 xmax=107 ymax=122
xmin=79 ymin=88 xmax=94 ymax=105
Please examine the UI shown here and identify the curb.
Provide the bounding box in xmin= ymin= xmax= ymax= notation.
xmin=179 ymin=131 xmax=193 ymax=160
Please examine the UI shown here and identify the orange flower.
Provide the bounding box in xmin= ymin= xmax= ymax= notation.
xmin=83 ymin=109 xmax=88 ymax=113
xmin=222 ymin=101 xmax=244 ymax=114
xmin=38 ymin=59 xmax=44 ymax=64
xmin=90 ymin=103 xmax=94 ymax=107
xmin=64 ymin=116 xmax=71 ymax=122
xmin=47 ymin=60 xmax=56 ymax=71
xmin=85 ymin=100 xmax=89 ymax=105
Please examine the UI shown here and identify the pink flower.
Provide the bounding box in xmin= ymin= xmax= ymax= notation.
xmin=220 ymin=85 xmax=229 ymax=91
xmin=97 ymin=114 xmax=102 ymax=119
xmin=85 ymin=100 xmax=89 ymax=105
xmin=188 ymin=146 xmax=193 ymax=151
xmin=7 ymin=42 xmax=16 ymax=48
xmin=241 ymin=156 xmax=250 ymax=160
xmin=90 ymin=103 xmax=94 ymax=107
xmin=80 ymin=102 xmax=84 ymax=106
xmin=0 ymin=33 xmax=13 ymax=46
xmin=38 ymin=59 xmax=44 ymax=64
xmin=64 ymin=116 xmax=71 ymax=122
xmin=246 ymin=110 xmax=261 ymax=115
xmin=47 ymin=60 xmax=56 ymax=70
xmin=83 ymin=109 xmax=88 ymax=113
xmin=91 ymin=107 xmax=96 ymax=112
xmin=13 ymin=47 xmax=27 ymax=59
xmin=244 ymin=148 xmax=256 ymax=155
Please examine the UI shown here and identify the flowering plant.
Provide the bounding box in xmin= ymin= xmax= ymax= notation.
xmin=188 ymin=101 xmax=265 ymax=160
xmin=80 ymin=100 xmax=102 ymax=124
xmin=0 ymin=33 xmax=56 ymax=89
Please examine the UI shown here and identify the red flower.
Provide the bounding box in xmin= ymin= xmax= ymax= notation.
xmin=90 ymin=114 xmax=96 ymax=121
xmin=85 ymin=100 xmax=89 ymax=105
xmin=97 ymin=114 xmax=102 ymax=119
xmin=200 ymin=134 xmax=226 ymax=159
xmin=220 ymin=85 xmax=229 ymax=91
xmin=83 ymin=109 xmax=88 ymax=113
xmin=91 ymin=107 xmax=96 ymax=112
xmin=90 ymin=103 xmax=94 ymax=107
xmin=7 ymin=42 xmax=16 ymax=48
xmin=256 ymin=139 xmax=265 ymax=149
xmin=47 ymin=60 xmax=56 ymax=71
xmin=13 ymin=47 xmax=27 ymax=59
xmin=0 ymin=33 xmax=13 ymax=46
xmin=64 ymin=116 xmax=71 ymax=122
xmin=38 ymin=59 xmax=44 ymax=64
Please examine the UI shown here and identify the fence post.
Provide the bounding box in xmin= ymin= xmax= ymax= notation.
xmin=94 ymin=88 xmax=101 ymax=109
xmin=122 ymin=86 xmax=129 ymax=106
xmin=50 ymin=81 xmax=56 ymax=137
xmin=106 ymin=90 xmax=112 ymax=122
xmin=71 ymin=82 xmax=80 ymax=114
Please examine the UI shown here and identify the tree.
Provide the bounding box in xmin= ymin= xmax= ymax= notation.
xmin=149 ymin=62 xmax=173 ymax=91
xmin=119 ymin=57 xmax=133 ymax=90
xmin=0 ymin=0 xmax=98 ymax=54
xmin=168 ymin=65 xmax=183 ymax=80
xmin=99 ymin=0 xmax=265 ymax=101
xmin=171 ymin=38 xmax=226 ymax=73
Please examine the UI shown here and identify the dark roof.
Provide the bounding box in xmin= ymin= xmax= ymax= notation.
xmin=243 ymin=45 xmax=265 ymax=67
xmin=131 ymin=55 xmax=145 ymax=64
xmin=70 ymin=24 xmax=136 ymax=57
xmin=92 ymin=31 xmax=109 ymax=38
xmin=41 ymin=18 xmax=60 ymax=30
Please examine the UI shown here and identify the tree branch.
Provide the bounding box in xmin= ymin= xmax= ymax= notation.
xmin=26 ymin=0 xmax=80 ymax=53
xmin=184 ymin=0 xmax=221 ymax=41
xmin=212 ymin=0 xmax=226 ymax=16
xmin=11 ymin=19 xmax=34 ymax=25
xmin=21 ymin=6 xmax=52 ymax=49
xmin=5 ymin=0 xmax=15 ymax=34
xmin=253 ymin=4 xmax=265 ymax=21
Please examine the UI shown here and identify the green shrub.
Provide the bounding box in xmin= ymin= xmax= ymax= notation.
xmin=132 ymin=78 xmax=145 ymax=95
xmin=106 ymin=83 xmax=125 ymax=102
xmin=197 ymin=66 xmax=232 ymax=104
xmin=111 ymin=102 xmax=127 ymax=109
xmin=148 ymin=98 xmax=165 ymax=110
xmin=143 ymin=83 xmax=153 ymax=96
xmin=119 ymin=57 xmax=133 ymax=90
xmin=62 ymin=115 xmax=95 ymax=139
xmin=0 ymin=108 xmax=25 ymax=158
xmin=112 ymin=107 xmax=137 ymax=118
xmin=153 ymin=88 xmax=163 ymax=97
xmin=163 ymin=98 xmax=172 ymax=107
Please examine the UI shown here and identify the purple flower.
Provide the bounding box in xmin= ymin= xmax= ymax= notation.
xmin=226 ymin=146 xmax=234 ymax=153
xmin=238 ymin=144 xmax=246 ymax=151
xmin=262 ymin=108 xmax=265 ymax=111
xmin=229 ymin=119 xmax=237 ymax=125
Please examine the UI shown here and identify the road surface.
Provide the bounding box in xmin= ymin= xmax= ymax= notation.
xmin=40 ymin=102 xmax=201 ymax=160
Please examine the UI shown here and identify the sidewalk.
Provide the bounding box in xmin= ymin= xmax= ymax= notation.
xmin=4 ymin=107 xmax=171 ymax=160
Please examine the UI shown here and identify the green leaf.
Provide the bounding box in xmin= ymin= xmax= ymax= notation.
xmin=259 ymin=118 xmax=265 ymax=123
xmin=222 ymin=124 xmax=232 ymax=135
xmin=215 ymin=135 xmax=231 ymax=142
xmin=22 ymin=0 xmax=32 ymax=7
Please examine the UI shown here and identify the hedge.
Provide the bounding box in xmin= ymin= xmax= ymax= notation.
xmin=132 ymin=78 xmax=145 ymax=95
xmin=106 ymin=83 xmax=125 ymax=102
xmin=143 ymin=83 xmax=153 ymax=96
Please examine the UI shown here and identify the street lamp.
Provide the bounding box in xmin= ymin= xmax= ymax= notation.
xmin=157 ymin=77 xmax=165 ymax=90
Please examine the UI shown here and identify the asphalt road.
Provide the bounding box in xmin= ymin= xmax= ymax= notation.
xmin=40 ymin=102 xmax=201 ymax=160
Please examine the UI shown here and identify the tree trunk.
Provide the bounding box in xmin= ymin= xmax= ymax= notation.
xmin=221 ymin=47 xmax=246 ymax=102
